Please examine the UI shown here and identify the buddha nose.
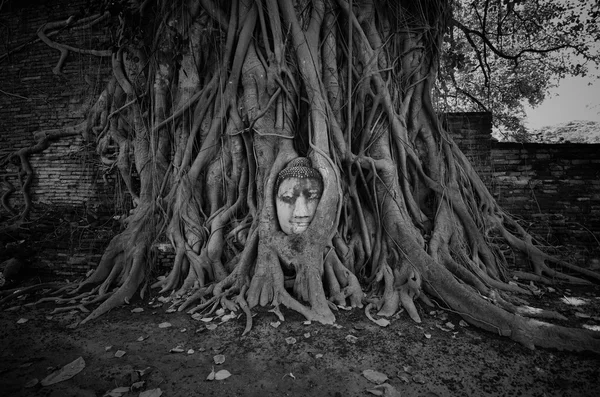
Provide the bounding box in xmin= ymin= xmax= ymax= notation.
xmin=293 ymin=196 xmax=310 ymax=217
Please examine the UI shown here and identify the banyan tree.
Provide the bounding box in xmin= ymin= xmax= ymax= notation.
xmin=3 ymin=0 xmax=600 ymax=353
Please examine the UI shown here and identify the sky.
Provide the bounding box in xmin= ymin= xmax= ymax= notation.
xmin=524 ymin=76 xmax=600 ymax=130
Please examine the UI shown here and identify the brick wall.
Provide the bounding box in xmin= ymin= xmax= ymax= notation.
xmin=1 ymin=1 xmax=119 ymax=276
xmin=490 ymin=142 xmax=600 ymax=263
xmin=0 ymin=0 xmax=114 ymax=212
xmin=441 ymin=112 xmax=493 ymax=182
xmin=445 ymin=113 xmax=600 ymax=265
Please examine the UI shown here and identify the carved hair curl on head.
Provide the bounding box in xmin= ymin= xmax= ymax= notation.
xmin=275 ymin=157 xmax=323 ymax=193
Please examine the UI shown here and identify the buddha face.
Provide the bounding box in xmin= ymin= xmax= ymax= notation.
xmin=276 ymin=177 xmax=323 ymax=234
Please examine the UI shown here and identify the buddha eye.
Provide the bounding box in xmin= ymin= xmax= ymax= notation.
xmin=308 ymin=191 xmax=321 ymax=200
xmin=280 ymin=195 xmax=295 ymax=203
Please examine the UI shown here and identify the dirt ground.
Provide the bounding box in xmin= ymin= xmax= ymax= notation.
xmin=1 ymin=282 xmax=600 ymax=397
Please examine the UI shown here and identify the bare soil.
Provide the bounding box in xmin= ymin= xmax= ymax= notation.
xmin=1 ymin=284 xmax=600 ymax=397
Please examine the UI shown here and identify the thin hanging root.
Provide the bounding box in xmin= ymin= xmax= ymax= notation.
xmin=51 ymin=304 xmax=90 ymax=314
xmin=400 ymin=289 xmax=421 ymax=323
xmin=511 ymin=271 xmax=553 ymax=285
xmin=220 ymin=296 xmax=239 ymax=312
xmin=53 ymin=283 xmax=81 ymax=296
xmin=514 ymin=305 xmax=567 ymax=321
xmin=188 ymin=295 xmax=219 ymax=314
xmin=178 ymin=285 xmax=213 ymax=312
xmin=419 ymin=294 xmax=434 ymax=307
xmin=22 ymin=286 xmax=97 ymax=309
xmin=268 ymin=304 xmax=285 ymax=322
xmin=490 ymin=290 xmax=567 ymax=321
xmin=0 ymin=282 xmax=64 ymax=305
xmin=329 ymin=251 xmax=364 ymax=308
xmin=80 ymin=249 xmax=146 ymax=325
xmin=397 ymin=268 xmax=423 ymax=323
xmin=376 ymin=263 xmax=400 ymax=317
xmin=276 ymin=287 xmax=336 ymax=325
xmin=236 ymin=285 xmax=252 ymax=336
xmin=24 ymin=295 xmax=77 ymax=308
xmin=496 ymin=215 xmax=595 ymax=284
xmin=48 ymin=292 xmax=112 ymax=318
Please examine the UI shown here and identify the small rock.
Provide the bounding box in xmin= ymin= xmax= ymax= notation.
xmin=362 ymin=369 xmax=388 ymax=384
xmin=412 ymin=374 xmax=426 ymax=384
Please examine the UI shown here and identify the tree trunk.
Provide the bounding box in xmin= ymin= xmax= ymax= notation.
xmin=6 ymin=0 xmax=600 ymax=353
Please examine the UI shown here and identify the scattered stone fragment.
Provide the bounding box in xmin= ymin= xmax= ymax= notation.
xmin=362 ymin=369 xmax=388 ymax=384
xmin=214 ymin=370 xmax=231 ymax=380
xmin=270 ymin=321 xmax=281 ymax=328
xmin=131 ymin=381 xmax=145 ymax=390
xmin=221 ymin=313 xmax=236 ymax=322
xmin=345 ymin=335 xmax=358 ymax=343
xmin=214 ymin=354 xmax=225 ymax=364
xmin=139 ymin=389 xmax=162 ymax=397
xmin=158 ymin=322 xmax=172 ymax=328
xmin=412 ymin=374 xmax=426 ymax=384
xmin=40 ymin=357 xmax=86 ymax=386
xmin=104 ymin=386 xmax=130 ymax=397
xmin=366 ymin=383 xmax=401 ymax=396
xmin=207 ymin=367 xmax=231 ymax=381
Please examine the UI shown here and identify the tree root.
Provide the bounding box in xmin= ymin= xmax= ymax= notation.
xmin=424 ymin=256 xmax=600 ymax=353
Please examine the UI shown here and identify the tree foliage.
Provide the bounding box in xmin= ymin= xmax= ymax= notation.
xmin=437 ymin=0 xmax=600 ymax=139
xmin=2 ymin=0 xmax=600 ymax=353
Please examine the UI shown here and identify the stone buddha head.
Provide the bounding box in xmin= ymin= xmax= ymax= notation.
xmin=275 ymin=157 xmax=323 ymax=235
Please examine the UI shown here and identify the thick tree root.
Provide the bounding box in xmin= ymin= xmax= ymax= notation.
xmin=424 ymin=256 xmax=600 ymax=352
